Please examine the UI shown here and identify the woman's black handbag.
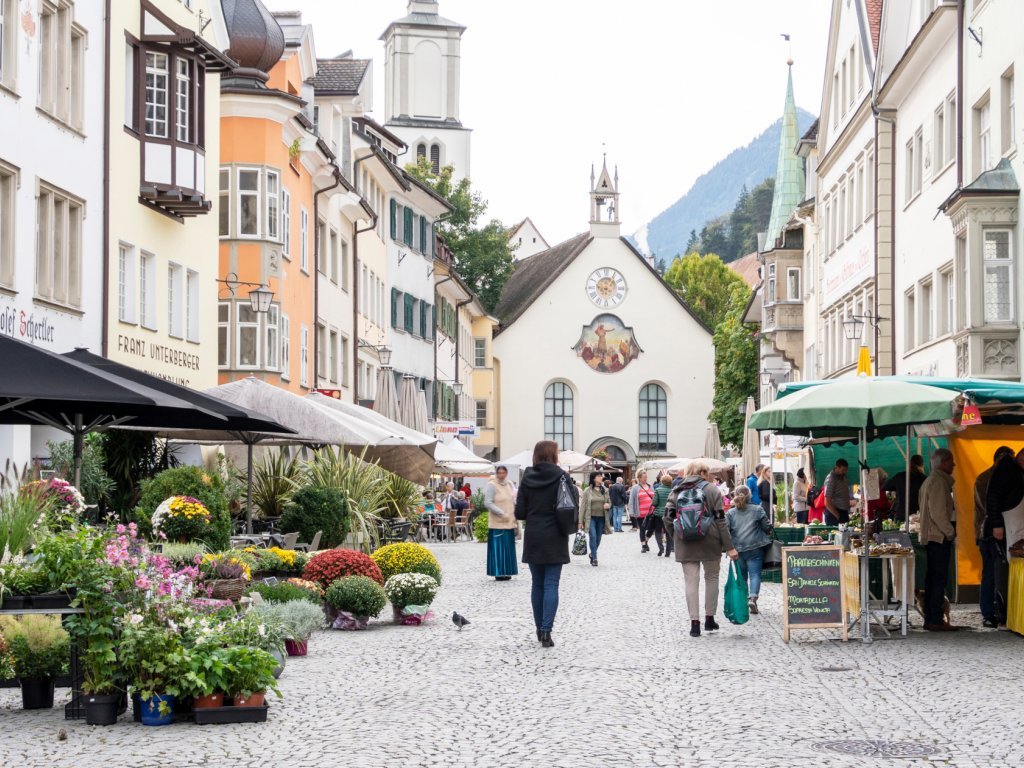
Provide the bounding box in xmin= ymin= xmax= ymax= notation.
xmin=556 ymin=476 xmax=576 ymax=513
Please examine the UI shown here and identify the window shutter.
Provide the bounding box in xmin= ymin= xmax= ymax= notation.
xmin=404 ymin=207 xmax=413 ymax=246
xmin=420 ymin=301 xmax=427 ymax=337
xmin=389 ymin=199 xmax=398 ymax=240
xmin=391 ymin=288 xmax=398 ymax=328
xmin=420 ymin=217 xmax=427 ymax=253
xmin=430 ymin=304 xmax=436 ymax=338
xmin=430 ymin=222 xmax=436 ymax=257
xmin=404 ymin=293 xmax=414 ymax=332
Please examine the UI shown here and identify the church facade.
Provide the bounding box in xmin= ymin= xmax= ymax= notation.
xmin=493 ymin=163 xmax=716 ymax=471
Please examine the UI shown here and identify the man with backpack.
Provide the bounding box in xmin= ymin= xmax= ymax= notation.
xmin=823 ymin=459 xmax=852 ymax=525
xmin=667 ymin=461 xmax=739 ymax=637
xmin=608 ymin=476 xmax=628 ymax=533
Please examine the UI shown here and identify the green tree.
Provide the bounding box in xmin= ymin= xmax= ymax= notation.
xmin=663 ymin=253 xmax=756 ymax=447
xmin=663 ymin=252 xmax=745 ymax=329
xmin=405 ymin=157 xmax=515 ymax=312
xmin=695 ymin=215 xmax=730 ymax=259
xmin=710 ymin=282 xmax=759 ymax=447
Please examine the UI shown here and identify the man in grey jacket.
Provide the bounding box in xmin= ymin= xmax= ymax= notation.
xmin=919 ymin=448 xmax=957 ymax=632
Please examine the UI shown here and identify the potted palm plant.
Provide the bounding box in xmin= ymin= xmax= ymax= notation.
xmin=0 ymin=615 xmax=69 ymax=709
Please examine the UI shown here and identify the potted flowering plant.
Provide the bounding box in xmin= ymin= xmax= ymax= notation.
xmin=371 ymin=542 xmax=442 ymax=585
xmin=252 ymin=599 xmax=327 ymax=655
xmin=151 ymin=495 xmax=212 ymax=544
xmin=0 ymin=614 xmax=69 ymax=709
xmin=19 ymin=477 xmax=85 ymax=529
xmin=384 ymin=573 xmax=439 ymax=625
xmin=120 ymin=610 xmax=192 ymax=726
xmin=220 ymin=645 xmax=281 ymax=707
xmin=199 ymin=553 xmax=251 ymax=601
xmin=324 ymin=575 xmax=387 ymax=630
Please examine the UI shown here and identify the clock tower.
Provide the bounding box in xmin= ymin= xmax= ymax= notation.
xmin=590 ymin=156 xmax=620 ymax=238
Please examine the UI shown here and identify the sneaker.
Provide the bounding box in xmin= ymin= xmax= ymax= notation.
xmin=704 ymin=616 xmax=720 ymax=632
xmin=982 ymin=617 xmax=999 ymax=629
xmin=748 ymin=598 xmax=759 ymax=615
xmin=689 ymin=620 xmax=701 ymax=638
xmin=641 ymin=545 xmax=650 ymax=553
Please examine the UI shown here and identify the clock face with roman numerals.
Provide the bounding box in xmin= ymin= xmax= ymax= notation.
xmin=586 ymin=268 xmax=627 ymax=308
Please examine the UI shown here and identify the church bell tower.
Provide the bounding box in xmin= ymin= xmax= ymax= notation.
xmin=590 ymin=156 xmax=620 ymax=237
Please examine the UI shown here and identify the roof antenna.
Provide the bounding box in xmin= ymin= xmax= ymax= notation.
xmin=780 ymin=33 xmax=793 ymax=66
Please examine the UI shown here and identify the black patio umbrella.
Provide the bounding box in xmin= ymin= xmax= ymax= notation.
xmin=62 ymin=350 xmax=297 ymax=532
xmin=0 ymin=336 xmax=228 ymax=487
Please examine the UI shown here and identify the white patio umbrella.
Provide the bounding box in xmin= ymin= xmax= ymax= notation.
xmin=668 ymin=457 xmax=731 ymax=474
xmin=434 ymin=438 xmax=495 ymax=476
xmin=413 ymin=389 xmax=430 ymax=435
xmin=499 ymin=448 xmax=613 ymax=473
xmin=741 ymin=396 xmax=759 ymax=479
xmin=704 ymin=422 xmax=722 ymax=461
xmin=307 ymin=393 xmax=437 ymax=485
xmin=375 ymin=367 xmax=400 ymax=422
xmin=397 ymin=373 xmax=419 ymax=430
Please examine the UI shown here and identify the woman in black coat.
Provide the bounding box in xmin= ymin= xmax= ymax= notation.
xmin=515 ymin=440 xmax=577 ymax=648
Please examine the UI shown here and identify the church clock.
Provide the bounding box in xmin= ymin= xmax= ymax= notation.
xmin=585 ymin=268 xmax=627 ymax=308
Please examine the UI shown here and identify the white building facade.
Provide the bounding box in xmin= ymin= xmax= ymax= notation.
xmin=493 ymin=165 xmax=715 ymax=471
xmin=0 ymin=0 xmax=105 ymax=464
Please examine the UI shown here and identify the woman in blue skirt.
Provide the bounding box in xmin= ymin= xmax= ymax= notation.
xmin=485 ymin=465 xmax=520 ymax=581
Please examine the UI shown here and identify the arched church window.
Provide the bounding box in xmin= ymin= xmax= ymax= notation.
xmin=544 ymin=382 xmax=573 ymax=451
xmin=430 ymin=144 xmax=441 ymax=174
xmin=639 ymin=384 xmax=667 ymax=452
xmin=417 ymin=143 xmax=426 ymax=161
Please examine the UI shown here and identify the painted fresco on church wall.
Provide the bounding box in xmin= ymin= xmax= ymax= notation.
xmin=572 ymin=314 xmax=643 ymax=373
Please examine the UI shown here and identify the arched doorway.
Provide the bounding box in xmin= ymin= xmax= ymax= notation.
xmin=586 ymin=437 xmax=636 ymax=481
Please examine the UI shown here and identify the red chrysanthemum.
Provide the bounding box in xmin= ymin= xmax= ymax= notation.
xmin=302 ymin=549 xmax=384 ymax=587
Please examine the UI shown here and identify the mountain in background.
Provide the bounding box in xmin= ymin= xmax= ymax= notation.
xmin=634 ymin=108 xmax=815 ymax=260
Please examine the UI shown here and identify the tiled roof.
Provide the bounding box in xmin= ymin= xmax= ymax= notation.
xmin=728 ymin=252 xmax=761 ymax=290
xmin=866 ymin=0 xmax=883 ymax=54
xmin=494 ymin=233 xmax=592 ymax=329
xmin=800 ymin=118 xmax=819 ymax=143
xmin=314 ymin=57 xmax=370 ymax=95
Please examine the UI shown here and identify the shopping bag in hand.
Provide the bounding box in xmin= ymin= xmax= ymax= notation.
xmin=723 ymin=561 xmax=749 ymax=625
xmin=571 ymin=530 xmax=588 ymax=557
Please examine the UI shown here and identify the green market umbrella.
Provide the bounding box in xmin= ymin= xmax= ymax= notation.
xmin=749 ymin=377 xmax=960 ymax=438
xmin=777 ymin=376 xmax=1024 ymax=407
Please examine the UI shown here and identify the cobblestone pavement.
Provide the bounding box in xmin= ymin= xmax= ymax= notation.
xmin=1 ymin=530 xmax=1022 ymax=767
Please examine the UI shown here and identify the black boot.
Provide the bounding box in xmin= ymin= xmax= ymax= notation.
xmin=705 ymin=615 xmax=720 ymax=631
xmin=690 ymin=620 xmax=701 ymax=637
xmin=539 ymin=631 xmax=554 ymax=648
xmin=536 ymin=629 xmax=542 ymax=641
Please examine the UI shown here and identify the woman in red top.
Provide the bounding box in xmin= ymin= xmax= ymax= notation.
xmin=629 ymin=470 xmax=656 ymax=553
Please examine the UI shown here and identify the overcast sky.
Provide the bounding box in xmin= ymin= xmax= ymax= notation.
xmin=263 ymin=0 xmax=832 ymax=245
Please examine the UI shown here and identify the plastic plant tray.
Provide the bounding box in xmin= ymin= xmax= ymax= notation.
xmin=193 ymin=703 xmax=269 ymax=725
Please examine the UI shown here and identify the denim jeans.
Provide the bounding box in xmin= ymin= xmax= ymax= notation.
xmin=611 ymin=505 xmax=625 ymax=532
xmin=980 ymin=537 xmax=997 ymax=620
xmin=737 ymin=548 xmax=765 ymax=597
xmin=589 ymin=516 xmax=606 ymax=560
xmin=528 ymin=563 xmax=562 ymax=632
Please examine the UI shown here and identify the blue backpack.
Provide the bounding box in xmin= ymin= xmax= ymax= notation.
xmin=672 ymin=480 xmax=714 ymax=541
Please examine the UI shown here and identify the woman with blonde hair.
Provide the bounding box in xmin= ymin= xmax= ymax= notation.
xmin=667 ymin=461 xmax=739 ymax=637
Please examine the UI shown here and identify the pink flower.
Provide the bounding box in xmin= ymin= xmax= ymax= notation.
xmin=135 ymin=575 xmax=151 ymax=590
xmin=116 ymin=524 xmax=126 ymax=534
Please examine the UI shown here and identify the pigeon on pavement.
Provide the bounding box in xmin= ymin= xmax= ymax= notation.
xmin=452 ymin=612 xmax=471 ymax=630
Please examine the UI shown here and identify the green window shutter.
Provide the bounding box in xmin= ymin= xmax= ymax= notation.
xmin=404 ymin=294 xmax=414 ymax=332
xmin=404 ymin=207 xmax=414 ymax=246
xmin=420 ymin=301 xmax=427 ymax=337
xmin=431 ymin=222 xmax=436 ymax=257
xmin=391 ymin=288 xmax=398 ymax=328
xmin=390 ymin=200 xmax=398 ymax=240
xmin=420 ymin=217 xmax=427 ymax=253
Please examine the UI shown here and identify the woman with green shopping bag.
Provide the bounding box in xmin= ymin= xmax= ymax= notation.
xmin=666 ymin=461 xmax=739 ymax=637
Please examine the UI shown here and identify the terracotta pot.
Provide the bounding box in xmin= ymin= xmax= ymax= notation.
xmin=232 ymin=691 xmax=265 ymax=708
xmin=284 ymin=638 xmax=308 ymax=657
xmin=193 ymin=693 xmax=225 ymax=709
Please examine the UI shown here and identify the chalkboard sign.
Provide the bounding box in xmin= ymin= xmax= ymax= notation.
xmin=781 ymin=545 xmax=848 ymax=642
xmin=875 ymin=531 xmax=913 ymax=548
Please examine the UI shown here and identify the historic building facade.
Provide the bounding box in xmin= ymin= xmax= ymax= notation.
xmin=493 ymin=163 xmax=715 ymax=469
xmin=106 ymin=0 xmax=232 ymax=389
xmin=0 ymin=0 xmax=105 ymax=463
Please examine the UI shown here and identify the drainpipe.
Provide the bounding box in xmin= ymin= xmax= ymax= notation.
xmin=956 ymin=0 xmax=965 ymax=189
xmin=101 ymin=0 xmax=112 ymax=356
xmin=455 ymin=297 xmax=472 ymax=422
xmin=872 ymin=49 xmax=898 ymax=377
xmin=352 ymin=211 xmax=378 ymax=403
xmin=312 ymin=167 xmax=343 ymax=389
xmin=352 ymin=150 xmax=375 ymax=403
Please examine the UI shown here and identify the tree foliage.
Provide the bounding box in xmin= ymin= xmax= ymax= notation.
xmin=405 ymin=157 xmax=515 ymax=312
xmin=663 ymin=253 xmax=756 ymax=447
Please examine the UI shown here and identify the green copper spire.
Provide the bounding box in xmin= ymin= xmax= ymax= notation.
xmin=765 ymin=64 xmax=805 ymax=248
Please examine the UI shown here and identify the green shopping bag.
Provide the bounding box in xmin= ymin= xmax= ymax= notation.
xmin=723 ymin=560 xmax=749 ymax=625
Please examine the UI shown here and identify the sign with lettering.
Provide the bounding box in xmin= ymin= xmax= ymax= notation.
xmin=433 ymin=421 xmax=477 ymax=437
xmin=781 ymin=545 xmax=848 ymax=642
xmin=821 ymin=246 xmax=872 ymax=309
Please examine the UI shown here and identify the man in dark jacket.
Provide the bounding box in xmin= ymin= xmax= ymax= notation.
xmin=984 ymin=448 xmax=1024 ymax=626
xmin=608 ymin=476 xmax=628 ymax=532
xmin=883 ymin=455 xmax=927 ymax=522
xmin=975 ymin=446 xmax=1014 ymax=628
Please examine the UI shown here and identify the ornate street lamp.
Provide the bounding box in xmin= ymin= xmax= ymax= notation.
xmin=247 ymin=285 xmax=274 ymax=314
